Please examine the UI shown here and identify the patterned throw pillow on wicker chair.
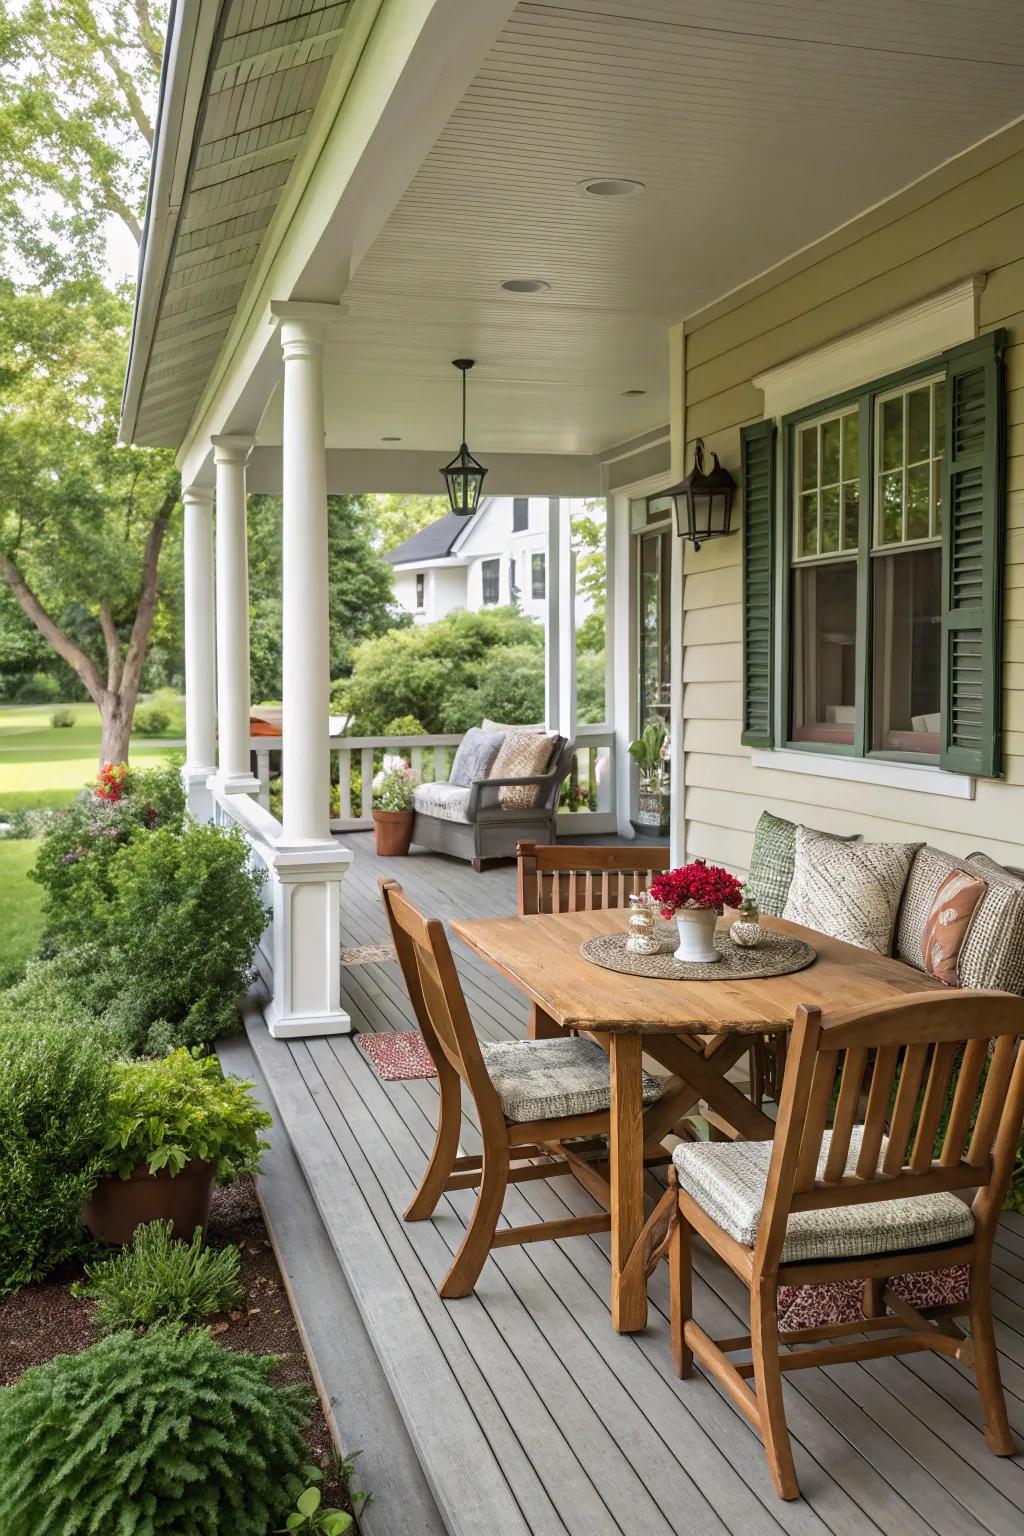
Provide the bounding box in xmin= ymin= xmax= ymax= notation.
xmin=783 ymin=829 xmax=919 ymax=955
xmin=487 ymin=729 xmax=558 ymax=809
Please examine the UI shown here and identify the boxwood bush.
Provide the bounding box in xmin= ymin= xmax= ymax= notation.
xmin=0 ymin=1325 xmax=311 ymax=1535
xmin=0 ymin=1017 xmax=111 ymax=1293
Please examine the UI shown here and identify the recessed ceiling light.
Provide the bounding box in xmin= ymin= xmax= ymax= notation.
xmin=500 ymin=278 xmax=550 ymax=294
xmin=622 ymin=388 xmax=646 ymax=397
xmin=381 ymin=435 xmax=401 ymax=442
xmin=577 ymin=177 xmax=645 ymax=199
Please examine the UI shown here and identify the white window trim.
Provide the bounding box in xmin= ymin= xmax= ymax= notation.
xmin=752 ymin=277 xmax=985 ymax=794
xmin=751 ymin=748 xmax=975 ymax=801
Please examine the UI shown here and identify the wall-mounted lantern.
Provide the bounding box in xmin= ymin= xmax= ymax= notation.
xmin=440 ymin=359 xmax=488 ymax=514
xmin=664 ymin=438 xmax=736 ymax=550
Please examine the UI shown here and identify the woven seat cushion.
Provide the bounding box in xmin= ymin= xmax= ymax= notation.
xmin=896 ymin=846 xmax=1024 ymax=993
xmin=481 ymin=1036 xmax=663 ymax=1123
xmin=747 ymin=811 xmax=859 ymax=918
xmin=783 ymin=829 xmax=919 ymax=955
xmin=413 ymin=782 xmax=471 ymax=825
xmin=672 ymin=1129 xmax=974 ymax=1264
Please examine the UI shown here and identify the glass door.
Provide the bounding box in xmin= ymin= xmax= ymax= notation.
xmin=637 ymin=524 xmax=673 ymax=732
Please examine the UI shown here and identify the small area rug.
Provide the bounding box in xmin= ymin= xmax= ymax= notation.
xmin=356 ymin=1030 xmax=438 ymax=1081
xmin=341 ymin=943 xmax=398 ymax=965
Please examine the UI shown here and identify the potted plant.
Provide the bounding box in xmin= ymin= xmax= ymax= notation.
xmin=372 ymin=760 xmax=418 ymax=856
xmin=82 ymin=1049 xmax=271 ymax=1246
xmin=648 ymin=859 xmax=743 ymax=964
xmin=627 ymin=720 xmax=669 ymax=835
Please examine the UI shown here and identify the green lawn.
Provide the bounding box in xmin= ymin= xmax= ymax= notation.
xmin=0 ymin=839 xmax=43 ymax=984
xmin=0 ymin=701 xmax=183 ymax=811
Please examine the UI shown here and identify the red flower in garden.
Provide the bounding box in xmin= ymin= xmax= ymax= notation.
xmin=95 ymin=762 xmax=129 ymax=804
xmin=648 ymin=859 xmax=743 ymax=918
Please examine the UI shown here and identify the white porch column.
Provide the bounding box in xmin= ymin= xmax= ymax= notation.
xmin=181 ymin=485 xmax=217 ymax=819
xmin=668 ymin=322 xmax=687 ymax=866
xmin=265 ymin=299 xmax=351 ymax=1039
xmin=558 ymin=507 xmax=577 ymax=744
xmin=212 ymin=435 xmax=259 ymax=795
xmin=544 ymin=496 xmax=561 ymax=730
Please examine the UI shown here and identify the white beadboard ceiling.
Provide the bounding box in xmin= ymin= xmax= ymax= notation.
xmin=136 ymin=0 xmax=1024 ymax=457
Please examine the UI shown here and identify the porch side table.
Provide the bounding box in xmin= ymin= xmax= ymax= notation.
xmin=451 ymin=909 xmax=943 ymax=1333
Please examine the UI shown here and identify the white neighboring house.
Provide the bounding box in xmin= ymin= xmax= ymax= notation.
xmin=385 ymin=496 xmax=592 ymax=626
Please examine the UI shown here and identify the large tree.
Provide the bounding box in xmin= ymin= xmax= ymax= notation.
xmin=0 ymin=2 xmax=176 ymax=762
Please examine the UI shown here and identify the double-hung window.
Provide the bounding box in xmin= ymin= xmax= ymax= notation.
xmin=531 ymin=551 xmax=546 ymax=598
xmin=512 ymin=497 xmax=529 ymax=532
xmin=481 ymin=558 xmax=500 ymax=605
xmin=740 ymin=331 xmax=1006 ymax=779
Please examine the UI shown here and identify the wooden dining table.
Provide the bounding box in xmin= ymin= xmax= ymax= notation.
xmin=450 ymin=907 xmax=944 ymax=1333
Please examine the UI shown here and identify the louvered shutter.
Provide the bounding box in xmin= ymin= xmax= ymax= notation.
xmin=740 ymin=420 xmax=776 ymax=748
xmin=939 ymin=331 xmax=1006 ymax=778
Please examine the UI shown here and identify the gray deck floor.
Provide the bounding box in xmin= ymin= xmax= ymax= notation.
xmin=247 ymin=833 xmax=1024 ymax=1536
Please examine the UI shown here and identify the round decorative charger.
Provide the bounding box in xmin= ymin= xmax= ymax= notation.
xmin=580 ymin=928 xmax=817 ymax=981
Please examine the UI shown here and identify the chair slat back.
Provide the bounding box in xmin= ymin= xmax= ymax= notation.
xmin=380 ymin=879 xmax=501 ymax=1114
xmin=517 ymin=840 xmax=670 ymax=916
xmin=755 ymin=991 xmax=1024 ymax=1271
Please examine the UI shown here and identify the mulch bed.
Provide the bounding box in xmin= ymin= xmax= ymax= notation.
xmin=0 ymin=1177 xmax=351 ymax=1512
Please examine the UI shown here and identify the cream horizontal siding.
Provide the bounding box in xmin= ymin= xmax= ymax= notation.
xmin=679 ymin=128 xmax=1024 ymax=879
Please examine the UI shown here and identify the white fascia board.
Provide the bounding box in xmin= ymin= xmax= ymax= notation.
xmin=119 ymin=0 xmax=220 ymax=445
xmin=389 ymin=555 xmax=469 ymax=572
xmin=177 ymin=0 xmax=519 ymax=487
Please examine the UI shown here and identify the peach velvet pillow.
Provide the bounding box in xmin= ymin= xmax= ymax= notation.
xmin=921 ymin=868 xmax=988 ymax=985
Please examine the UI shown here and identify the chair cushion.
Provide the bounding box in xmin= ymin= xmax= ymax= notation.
xmin=412 ymin=782 xmax=472 ymax=825
xmin=488 ymin=729 xmax=559 ymax=809
xmin=672 ymin=1129 xmax=974 ymax=1264
xmin=897 ymin=846 xmax=1024 ymax=993
xmin=921 ymin=868 xmax=988 ymax=986
xmin=481 ymin=1036 xmax=663 ymax=1123
xmin=746 ymin=811 xmax=859 ymax=918
xmin=448 ymin=727 xmax=505 ymax=787
xmin=783 ymin=828 xmax=919 ymax=955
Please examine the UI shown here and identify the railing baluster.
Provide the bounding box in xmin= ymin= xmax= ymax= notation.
xmin=255 ymin=749 xmax=270 ymax=810
xmin=411 ymin=747 xmax=423 ymax=781
xmin=360 ymin=748 xmax=374 ymax=822
xmin=339 ymin=748 xmax=352 ymax=822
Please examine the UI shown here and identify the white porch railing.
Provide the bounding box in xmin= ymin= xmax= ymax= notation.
xmin=210 ymin=781 xmax=280 ymax=984
xmin=251 ymin=723 xmax=618 ymax=835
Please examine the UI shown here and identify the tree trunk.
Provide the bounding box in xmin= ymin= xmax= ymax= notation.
xmin=98 ymin=692 xmax=134 ymax=765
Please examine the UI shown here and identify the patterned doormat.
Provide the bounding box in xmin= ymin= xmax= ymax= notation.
xmin=341 ymin=943 xmax=397 ymax=966
xmin=355 ymin=1030 xmax=438 ymax=1081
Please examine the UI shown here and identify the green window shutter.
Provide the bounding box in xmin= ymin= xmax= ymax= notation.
xmin=940 ymin=331 xmax=1006 ymax=778
xmin=740 ymin=419 xmax=776 ymax=748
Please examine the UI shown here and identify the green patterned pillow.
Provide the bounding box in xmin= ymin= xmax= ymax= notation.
xmin=747 ymin=811 xmax=859 ymax=918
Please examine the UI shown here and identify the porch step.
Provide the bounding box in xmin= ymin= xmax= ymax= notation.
xmin=218 ymin=1025 xmax=448 ymax=1536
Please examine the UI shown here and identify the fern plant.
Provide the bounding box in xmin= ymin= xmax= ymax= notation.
xmin=72 ymin=1222 xmax=243 ymax=1332
xmin=0 ymin=1325 xmax=311 ymax=1535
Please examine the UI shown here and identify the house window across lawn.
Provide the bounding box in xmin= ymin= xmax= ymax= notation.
xmin=415 ymin=572 xmax=425 ymax=609
xmin=512 ymin=497 xmax=528 ymax=532
xmin=740 ymin=331 xmax=1006 ymax=779
xmin=481 ymin=558 xmax=500 ymax=604
xmin=531 ymin=551 xmax=546 ymax=598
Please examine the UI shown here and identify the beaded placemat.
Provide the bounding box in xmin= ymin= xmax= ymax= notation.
xmin=580 ymin=928 xmax=817 ymax=981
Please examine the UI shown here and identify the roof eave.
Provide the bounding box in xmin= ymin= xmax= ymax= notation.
xmin=119 ymin=0 xmax=220 ymax=446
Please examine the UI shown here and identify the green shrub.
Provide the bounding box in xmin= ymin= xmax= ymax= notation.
xmin=32 ymin=759 xmax=185 ymax=949
xmin=97 ymin=1049 xmax=271 ymax=1182
xmin=0 ymin=1016 xmax=112 ymax=1293
xmin=134 ymin=704 xmax=170 ymax=735
xmin=381 ymin=713 xmax=425 ymax=735
xmin=98 ymin=821 xmax=267 ymax=1053
xmin=0 ymin=1325 xmax=311 ymax=1535
xmin=14 ymin=670 xmax=61 ymax=703
xmin=277 ymin=1469 xmax=353 ymax=1534
xmin=72 ymin=1221 xmax=243 ymax=1332
xmin=49 ymin=707 xmax=75 ymax=728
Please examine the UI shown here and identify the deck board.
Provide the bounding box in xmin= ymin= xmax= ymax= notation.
xmin=249 ymin=834 xmax=1024 ymax=1536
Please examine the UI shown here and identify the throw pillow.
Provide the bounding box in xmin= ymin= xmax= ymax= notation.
xmin=920 ymin=868 xmax=988 ymax=985
xmin=488 ymin=729 xmax=558 ymax=809
xmin=448 ymin=727 xmax=505 ymax=788
xmin=783 ymin=829 xmax=919 ymax=954
xmin=747 ymin=810 xmax=859 ymax=918
xmin=482 ymin=718 xmax=545 ymax=733
xmin=897 ymin=846 xmax=1024 ymax=993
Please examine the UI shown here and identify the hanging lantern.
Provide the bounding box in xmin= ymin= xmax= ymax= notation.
xmin=664 ymin=438 xmax=736 ymax=550
xmin=440 ymin=359 xmax=488 ymax=514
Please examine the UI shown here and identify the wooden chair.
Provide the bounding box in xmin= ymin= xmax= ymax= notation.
xmin=380 ymin=877 xmax=666 ymax=1298
xmin=664 ymin=990 xmax=1024 ymax=1500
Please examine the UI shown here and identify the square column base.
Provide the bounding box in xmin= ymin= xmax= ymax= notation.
xmin=263 ymin=839 xmax=354 ymax=1038
xmin=182 ymin=764 xmax=217 ymax=822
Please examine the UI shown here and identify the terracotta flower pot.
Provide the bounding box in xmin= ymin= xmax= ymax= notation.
xmin=82 ymin=1157 xmax=215 ymax=1247
xmin=373 ymin=808 xmax=414 ymax=856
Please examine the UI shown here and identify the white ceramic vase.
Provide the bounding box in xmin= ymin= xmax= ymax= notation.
xmin=674 ymin=907 xmax=720 ymax=964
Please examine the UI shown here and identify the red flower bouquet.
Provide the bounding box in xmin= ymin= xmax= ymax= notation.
xmin=95 ymin=762 xmax=129 ymax=804
xmin=648 ymin=859 xmax=743 ymax=919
